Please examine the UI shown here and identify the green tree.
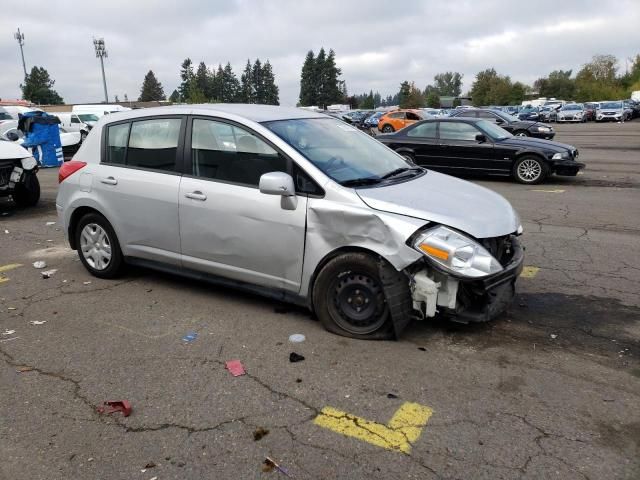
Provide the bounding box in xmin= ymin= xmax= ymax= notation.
xmin=433 ymin=72 xmax=463 ymax=97
xmin=138 ymin=70 xmax=166 ymax=101
xmin=319 ymin=49 xmax=343 ymax=106
xmin=221 ymin=62 xmax=239 ymax=103
xmin=195 ymin=61 xmax=212 ymax=99
xmin=360 ymin=91 xmax=375 ymax=109
xmin=252 ymin=58 xmax=264 ymax=103
xmin=186 ymin=82 xmax=206 ymax=104
xmin=212 ymin=64 xmax=224 ymax=101
xmin=178 ymin=58 xmax=194 ymax=100
xmin=299 ymin=50 xmax=316 ymax=106
xmin=20 ymin=66 xmax=63 ymax=104
xmin=239 ymin=60 xmax=254 ymax=103
xmin=426 ymin=92 xmax=440 ymax=108
xmin=534 ymin=70 xmax=575 ymax=99
xmin=168 ymin=89 xmax=180 ymax=103
xmin=261 ymin=60 xmax=279 ymax=105
xmin=314 ymin=48 xmax=327 ymax=107
xmin=398 ymin=81 xmax=411 ymax=108
xmin=470 ymin=68 xmax=514 ymax=105
xmin=575 ymin=54 xmax=625 ymax=101
xmin=509 ymin=81 xmax=527 ymax=104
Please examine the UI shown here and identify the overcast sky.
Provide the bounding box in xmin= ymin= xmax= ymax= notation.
xmin=1 ymin=0 xmax=639 ymax=106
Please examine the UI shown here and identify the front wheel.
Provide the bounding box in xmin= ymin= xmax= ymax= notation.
xmin=75 ymin=213 xmax=124 ymax=279
xmin=513 ymin=156 xmax=548 ymax=184
xmin=12 ymin=173 xmax=40 ymax=207
xmin=312 ymin=253 xmax=393 ymax=340
xmin=514 ymin=130 xmax=530 ymax=137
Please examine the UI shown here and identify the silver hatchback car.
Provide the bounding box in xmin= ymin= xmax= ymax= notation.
xmin=57 ymin=105 xmax=524 ymax=339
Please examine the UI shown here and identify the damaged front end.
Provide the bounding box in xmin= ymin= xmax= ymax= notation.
xmin=406 ymin=227 xmax=524 ymax=324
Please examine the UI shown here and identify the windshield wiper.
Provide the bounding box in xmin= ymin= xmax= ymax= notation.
xmin=380 ymin=167 xmax=423 ymax=179
xmin=340 ymin=177 xmax=383 ymax=187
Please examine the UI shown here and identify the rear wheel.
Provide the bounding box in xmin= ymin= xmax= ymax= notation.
xmin=513 ymin=156 xmax=548 ymax=184
xmin=313 ymin=253 xmax=393 ymax=340
xmin=12 ymin=173 xmax=40 ymax=207
xmin=381 ymin=124 xmax=394 ymax=133
xmin=75 ymin=212 xmax=124 ymax=279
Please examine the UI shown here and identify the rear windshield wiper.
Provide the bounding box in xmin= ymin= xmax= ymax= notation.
xmin=380 ymin=167 xmax=423 ymax=179
xmin=340 ymin=177 xmax=383 ymax=187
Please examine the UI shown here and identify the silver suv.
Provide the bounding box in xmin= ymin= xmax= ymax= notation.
xmin=57 ymin=105 xmax=524 ymax=339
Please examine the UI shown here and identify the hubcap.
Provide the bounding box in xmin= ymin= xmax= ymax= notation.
xmin=80 ymin=223 xmax=112 ymax=270
xmin=516 ymin=132 xmax=527 ymax=137
xmin=330 ymin=272 xmax=387 ymax=335
xmin=517 ymin=159 xmax=542 ymax=182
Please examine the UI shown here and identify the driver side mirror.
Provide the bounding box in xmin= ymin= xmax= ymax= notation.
xmin=475 ymin=134 xmax=487 ymax=143
xmin=259 ymin=171 xmax=296 ymax=197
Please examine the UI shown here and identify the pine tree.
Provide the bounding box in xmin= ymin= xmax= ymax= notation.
xmin=169 ymin=89 xmax=180 ymax=103
xmin=222 ymin=62 xmax=239 ymax=103
xmin=138 ymin=70 xmax=166 ymax=101
xmin=398 ymin=81 xmax=411 ymax=108
xmin=252 ymin=59 xmax=264 ymax=103
xmin=321 ymin=49 xmax=343 ymax=105
xmin=178 ymin=58 xmax=194 ymax=100
xmin=262 ymin=60 xmax=279 ymax=105
xmin=315 ymin=48 xmax=327 ymax=107
xmin=299 ymin=50 xmax=316 ymax=106
xmin=213 ymin=64 xmax=224 ymax=102
xmin=240 ymin=60 xmax=254 ymax=103
xmin=20 ymin=66 xmax=63 ymax=104
xmin=195 ymin=61 xmax=211 ymax=99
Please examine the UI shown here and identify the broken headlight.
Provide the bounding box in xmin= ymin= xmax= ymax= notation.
xmin=414 ymin=226 xmax=503 ymax=278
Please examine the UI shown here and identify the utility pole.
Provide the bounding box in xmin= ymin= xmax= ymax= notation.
xmin=14 ymin=28 xmax=27 ymax=78
xmin=93 ymin=38 xmax=109 ymax=103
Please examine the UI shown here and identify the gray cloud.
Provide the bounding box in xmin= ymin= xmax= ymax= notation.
xmin=1 ymin=0 xmax=639 ymax=106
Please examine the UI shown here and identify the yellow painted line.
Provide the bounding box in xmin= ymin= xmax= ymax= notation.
xmin=313 ymin=402 xmax=433 ymax=454
xmin=520 ymin=266 xmax=540 ymax=278
xmin=530 ymin=189 xmax=565 ymax=193
xmin=0 ymin=263 xmax=23 ymax=273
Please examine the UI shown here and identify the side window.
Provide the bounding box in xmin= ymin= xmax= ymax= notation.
xmin=293 ymin=163 xmax=323 ymax=196
xmin=71 ymin=116 xmax=80 ymax=124
xmin=389 ymin=112 xmax=405 ymax=119
xmin=127 ymin=118 xmax=181 ymax=171
xmin=407 ymin=122 xmax=437 ymax=138
xmin=191 ymin=119 xmax=287 ymax=187
xmin=106 ymin=122 xmax=129 ymax=165
xmin=406 ymin=112 xmax=421 ymax=121
xmin=439 ymin=122 xmax=480 ymax=141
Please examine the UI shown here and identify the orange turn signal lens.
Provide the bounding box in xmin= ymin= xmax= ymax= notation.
xmin=419 ymin=244 xmax=449 ymax=260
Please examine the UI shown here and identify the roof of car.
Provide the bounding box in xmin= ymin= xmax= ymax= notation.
xmin=100 ymin=104 xmax=329 ymax=124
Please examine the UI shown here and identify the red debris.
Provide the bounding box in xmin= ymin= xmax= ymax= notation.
xmin=225 ymin=360 xmax=246 ymax=377
xmin=97 ymin=400 xmax=132 ymax=417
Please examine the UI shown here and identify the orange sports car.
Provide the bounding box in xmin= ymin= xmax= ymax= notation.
xmin=377 ymin=109 xmax=424 ymax=133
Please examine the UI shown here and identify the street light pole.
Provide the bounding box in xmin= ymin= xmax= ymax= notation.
xmin=93 ymin=38 xmax=109 ymax=103
xmin=14 ymin=28 xmax=27 ymax=78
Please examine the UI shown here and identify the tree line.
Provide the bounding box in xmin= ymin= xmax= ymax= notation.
xmin=299 ymin=48 xmax=346 ymax=107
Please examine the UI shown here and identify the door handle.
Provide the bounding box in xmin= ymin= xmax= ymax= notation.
xmin=185 ymin=191 xmax=207 ymax=201
xmin=100 ymin=176 xmax=117 ymax=185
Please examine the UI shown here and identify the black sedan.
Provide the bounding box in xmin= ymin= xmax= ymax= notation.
xmin=450 ymin=108 xmax=555 ymax=139
xmin=377 ymin=118 xmax=584 ymax=184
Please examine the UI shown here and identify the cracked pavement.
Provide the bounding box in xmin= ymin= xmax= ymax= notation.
xmin=1 ymin=121 xmax=639 ymax=479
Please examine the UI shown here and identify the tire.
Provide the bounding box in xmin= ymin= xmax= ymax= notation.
xmin=75 ymin=212 xmax=124 ymax=279
xmin=381 ymin=124 xmax=394 ymax=133
xmin=514 ymin=130 xmax=529 ymax=137
xmin=312 ymin=253 xmax=394 ymax=340
xmin=513 ymin=156 xmax=549 ymax=184
xmin=12 ymin=173 xmax=40 ymax=207
xmin=400 ymin=152 xmax=415 ymax=163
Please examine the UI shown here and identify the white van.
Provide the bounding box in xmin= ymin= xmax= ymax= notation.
xmin=72 ymin=104 xmax=131 ymax=119
xmin=49 ymin=112 xmax=90 ymax=141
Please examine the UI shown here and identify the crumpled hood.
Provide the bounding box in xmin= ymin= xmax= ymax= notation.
xmin=356 ymin=170 xmax=520 ymax=239
xmin=0 ymin=140 xmax=31 ymax=160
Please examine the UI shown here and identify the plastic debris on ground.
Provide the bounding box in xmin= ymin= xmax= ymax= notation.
xmin=3 ymin=230 xmax=8 ymax=234
xmin=17 ymin=366 xmax=34 ymax=373
xmin=262 ymin=457 xmax=290 ymax=476
xmin=45 ymin=221 xmax=56 ymax=226
xmin=182 ymin=332 xmax=198 ymax=343
xmin=550 ymin=334 xmax=558 ymax=339
xmin=289 ymin=352 xmax=305 ymax=363
xmin=83 ymin=281 xmax=92 ymax=285
xmin=253 ymin=427 xmax=270 ymax=441
xmin=2 ymin=329 xmax=16 ymax=336
xmin=29 ymin=320 xmax=47 ymax=325
xmin=97 ymin=400 xmax=132 ymax=417
xmin=225 ymin=360 xmax=246 ymax=376
xmin=387 ymin=393 xmax=399 ymax=399
xmin=32 ymin=261 xmax=47 ymax=269
xmin=288 ymin=333 xmax=305 ymax=343
xmin=41 ymin=269 xmax=58 ymax=279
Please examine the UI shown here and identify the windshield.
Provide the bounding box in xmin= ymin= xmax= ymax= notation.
xmin=263 ymin=118 xmax=415 ymax=185
xmin=77 ymin=113 xmax=99 ymax=122
xmin=600 ymin=101 xmax=622 ymax=109
xmin=477 ymin=120 xmax=512 ymax=141
xmin=562 ymin=104 xmax=582 ymax=110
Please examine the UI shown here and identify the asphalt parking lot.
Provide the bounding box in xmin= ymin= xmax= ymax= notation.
xmin=1 ymin=121 xmax=639 ymax=480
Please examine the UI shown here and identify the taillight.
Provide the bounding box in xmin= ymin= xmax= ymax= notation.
xmin=58 ymin=161 xmax=87 ymax=183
